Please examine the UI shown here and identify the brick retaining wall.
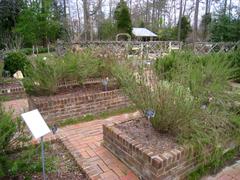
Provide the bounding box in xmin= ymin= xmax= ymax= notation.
xmin=29 ymin=89 xmax=130 ymax=124
xmin=0 ymin=81 xmax=26 ymax=100
xmin=103 ymin=119 xmax=197 ymax=180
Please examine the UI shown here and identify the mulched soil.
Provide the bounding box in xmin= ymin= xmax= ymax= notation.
xmin=31 ymin=142 xmax=86 ymax=180
xmin=2 ymin=142 xmax=86 ymax=180
xmin=116 ymin=117 xmax=180 ymax=154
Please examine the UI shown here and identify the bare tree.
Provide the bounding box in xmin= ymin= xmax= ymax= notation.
xmin=223 ymin=0 xmax=228 ymax=15
xmin=82 ymin=0 xmax=103 ymax=41
xmin=76 ymin=0 xmax=81 ymax=39
xmin=63 ymin=0 xmax=67 ymax=17
xmin=178 ymin=0 xmax=183 ymax=41
xmin=193 ymin=0 xmax=200 ymax=43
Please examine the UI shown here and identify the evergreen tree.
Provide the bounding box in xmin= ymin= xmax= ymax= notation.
xmin=114 ymin=0 xmax=132 ymax=35
xmin=200 ymin=13 xmax=212 ymax=40
xmin=210 ymin=15 xmax=240 ymax=42
xmin=15 ymin=0 xmax=62 ymax=47
xmin=0 ymin=0 xmax=25 ymax=33
xmin=98 ymin=20 xmax=117 ymax=40
xmin=178 ymin=16 xmax=192 ymax=41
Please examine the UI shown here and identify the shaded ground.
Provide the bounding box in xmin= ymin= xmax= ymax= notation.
xmin=2 ymin=142 xmax=86 ymax=180
xmin=32 ymin=141 xmax=86 ymax=180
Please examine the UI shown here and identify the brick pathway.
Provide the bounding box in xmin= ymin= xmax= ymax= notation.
xmin=42 ymin=112 xmax=141 ymax=180
xmin=30 ymin=110 xmax=240 ymax=180
xmin=202 ymin=161 xmax=240 ymax=180
xmin=2 ymin=98 xmax=29 ymax=118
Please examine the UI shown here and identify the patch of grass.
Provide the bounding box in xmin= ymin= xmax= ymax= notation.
xmin=57 ymin=106 xmax=137 ymax=127
xmin=8 ymin=142 xmax=57 ymax=176
xmin=188 ymin=147 xmax=239 ymax=179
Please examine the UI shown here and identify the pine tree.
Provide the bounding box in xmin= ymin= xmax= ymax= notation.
xmin=178 ymin=16 xmax=192 ymax=41
xmin=114 ymin=0 xmax=132 ymax=35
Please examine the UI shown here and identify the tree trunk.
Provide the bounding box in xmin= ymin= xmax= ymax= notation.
xmin=76 ymin=0 xmax=81 ymax=40
xmin=182 ymin=0 xmax=187 ymax=16
xmin=109 ymin=0 xmax=112 ymax=19
xmin=229 ymin=0 xmax=232 ymax=18
xmin=193 ymin=0 xmax=200 ymax=43
xmin=178 ymin=0 xmax=183 ymax=41
xmin=146 ymin=0 xmax=149 ymax=24
xmin=82 ymin=0 xmax=91 ymax=41
xmin=63 ymin=0 xmax=67 ymax=17
xmin=151 ymin=0 xmax=156 ymax=29
xmin=174 ymin=0 xmax=177 ymax=25
xmin=223 ymin=0 xmax=228 ymax=15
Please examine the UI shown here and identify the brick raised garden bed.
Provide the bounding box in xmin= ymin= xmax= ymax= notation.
xmin=103 ymin=117 xmax=198 ymax=180
xmin=0 ymin=81 xmax=26 ymax=100
xmin=29 ymin=80 xmax=130 ymax=124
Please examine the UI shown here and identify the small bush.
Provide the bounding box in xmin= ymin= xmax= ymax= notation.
xmin=23 ymin=51 xmax=113 ymax=96
xmin=155 ymin=51 xmax=195 ymax=80
xmin=226 ymin=49 xmax=240 ymax=82
xmin=23 ymin=59 xmax=58 ymax=96
xmin=113 ymin=52 xmax=240 ymax=177
xmin=19 ymin=48 xmax=32 ymax=55
xmin=3 ymin=52 xmax=30 ymax=76
xmin=0 ymin=103 xmax=56 ymax=177
xmin=20 ymin=47 xmax=55 ymax=55
xmin=0 ymin=62 xmax=3 ymax=81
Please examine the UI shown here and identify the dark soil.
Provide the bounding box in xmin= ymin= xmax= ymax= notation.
xmin=31 ymin=142 xmax=86 ymax=180
xmin=1 ymin=142 xmax=86 ymax=180
xmin=116 ymin=118 xmax=180 ymax=154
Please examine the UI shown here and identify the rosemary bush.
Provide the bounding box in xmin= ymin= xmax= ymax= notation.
xmin=23 ymin=51 xmax=112 ymax=96
xmin=113 ymin=51 xmax=240 ymax=177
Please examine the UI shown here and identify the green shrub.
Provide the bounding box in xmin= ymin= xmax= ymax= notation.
xmin=0 ymin=103 xmax=56 ymax=177
xmin=226 ymin=49 xmax=240 ymax=82
xmin=113 ymin=53 xmax=240 ymax=177
xmin=0 ymin=62 xmax=3 ymax=81
xmin=3 ymin=51 xmax=30 ymax=76
xmin=19 ymin=48 xmax=33 ymax=55
xmin=155 ymin=52 xmax=237 ymax=108
xmin=23 ymin=51 xmax=113 ymax=96
xmin=23 ymin=59 xmax=58 ymax=96
xmin=20 ymin=47 xmax=55 ymax=55
xmin=155 ymin=51 xmax=196 ymax=80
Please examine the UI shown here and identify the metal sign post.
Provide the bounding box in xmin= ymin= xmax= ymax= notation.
xmin=21 ymin=109 xmax=51 ymax=180
xmin=41 ymin=136 xmax=46 ymax=180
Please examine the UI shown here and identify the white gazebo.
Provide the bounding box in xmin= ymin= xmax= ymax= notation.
xmin=132 ymin=28 xmax=158 ymax=41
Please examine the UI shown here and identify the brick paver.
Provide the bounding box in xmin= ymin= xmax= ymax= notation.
xmin=30 ymin=109 xmax=240 ymax=180
xmin=2 ymin=98 xmax=29 ymax=118
xmin=202 ymin=161 xmax=240 ymax=180
xmin=41 ymin=112 xmax=141 ymax=180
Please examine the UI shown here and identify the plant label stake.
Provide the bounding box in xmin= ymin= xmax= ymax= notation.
xmin=21 ymin=109 xmax=53 ymax=180
xmin=102 ymin=77 xmax=109 ymax=91
xmin=145 ymin=109 xmax=155 ymax=121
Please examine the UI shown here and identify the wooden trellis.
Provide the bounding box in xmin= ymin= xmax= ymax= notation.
xmin=74 ymin=41 xmax=182 ymax=60
xmin=191 ymin=41 xmax=240 ymax=54
xmin=72 ymin=41 xmax=239 ymax=61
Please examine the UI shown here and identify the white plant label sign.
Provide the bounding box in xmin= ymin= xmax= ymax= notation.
xmin=21 ymin=109 xmax=51 ymax=139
